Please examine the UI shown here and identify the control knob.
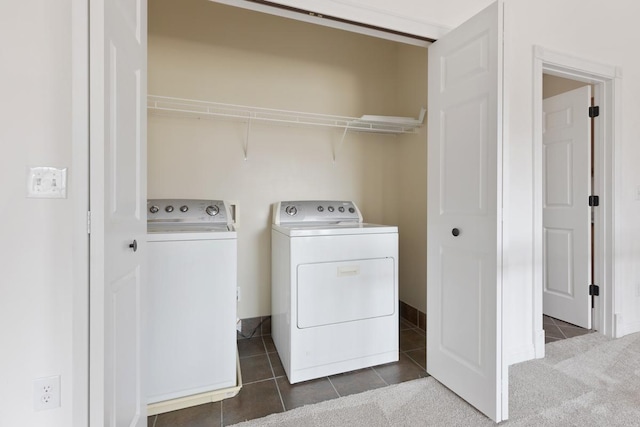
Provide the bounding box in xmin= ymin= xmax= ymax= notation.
xmin=180 ymin=205 xmax=189 ymax=213
xmin=149 ymin=205 xmax=159 ymax=214
xmin=348 ymin=207 xmax=355 ymax=213
xmin=285 ymin=205 xmax=298 ymax=216
xmin=206 ymin=205 xmax=220 ymax=216
xmin=317 ymin=206 xmax=324 ymax=212
xmin=338 ymin=206 xmax=345 ymax=213
xmin=165 ymin=205 xmax=174 ymax=213
xmin=328 ymin=206 xmax=334 ymax=212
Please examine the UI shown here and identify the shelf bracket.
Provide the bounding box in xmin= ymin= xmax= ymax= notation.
xmin=243 ymin=115 xmax=253 ymax=160
xmin=333 ymin=125 xmax=350 ymax=164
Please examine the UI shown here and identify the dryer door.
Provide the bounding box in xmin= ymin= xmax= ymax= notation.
xmin=297 ymin=258 xmax=395 ymax=328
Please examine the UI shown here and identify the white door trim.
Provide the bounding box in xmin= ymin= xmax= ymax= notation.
xmin=533 ymin=45 xmax=621 ymax=357
xmin=71 ymin=0 xmax=89 ymax=425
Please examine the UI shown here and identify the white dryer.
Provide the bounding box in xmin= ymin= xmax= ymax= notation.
xmin=146 ymin=199 xmax=238 ymax=412
xmin=271 ymin=200 xmax=398 ymax=383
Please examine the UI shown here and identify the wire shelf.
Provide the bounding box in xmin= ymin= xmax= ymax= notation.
xmin=147 ymin=95 xmax=425 ymax=135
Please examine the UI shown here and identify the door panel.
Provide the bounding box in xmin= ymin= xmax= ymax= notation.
xmin=112 ymin=268 xmax=142 ymax=425
xmin=427 ymin=1 xmax=505 ymax=422
xmin=91 ymin=0 xmax=147 ymax=425
xmin=542 ymin=85 xmax=591 ymax=328
xmin=442 ymin=98 xmax=488 ymax=214
xmin=440 ymin=246 xmax=483 ymax=370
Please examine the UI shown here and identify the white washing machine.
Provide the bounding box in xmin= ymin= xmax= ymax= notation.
xmin=271 ymin=200 xmax=398 ymax=384
xmin=146 ymin=199 xmax=238 ymax=410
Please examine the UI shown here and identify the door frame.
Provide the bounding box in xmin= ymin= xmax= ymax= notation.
xmin=532 ymin=46 xmax=621 ymax=357
xmin=71 ymin=0 xmax=90 ymax=425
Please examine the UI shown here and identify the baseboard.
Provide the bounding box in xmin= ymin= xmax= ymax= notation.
xmin=616 ymin=318 xmax=640 ymax=337
xmin=237 ymin=315 xmax=271 ymax=339
xmin=534 ymin=328 xmax=546 ymax=359
xmin=399 ymin=300 xmax=426 ymax=331
xmin=506 ymin=343 xmax=537 ymax=366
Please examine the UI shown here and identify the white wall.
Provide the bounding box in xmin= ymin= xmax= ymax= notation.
xmin=502 ymin=0 xmax=640 ymax=362
xmin=0 ymin=1 xmax=75 ymax=426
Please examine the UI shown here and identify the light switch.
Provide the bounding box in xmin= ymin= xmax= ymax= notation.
xmin=27 ymin=167 xmax=67 ymax=198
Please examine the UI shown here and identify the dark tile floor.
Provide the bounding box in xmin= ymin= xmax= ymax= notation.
xmin=543 ymin=314 xmax=591 ymax=343
xmin=147 ymin=316 xmax=590 ymax=426
xmin=147 ymin=318 xmax=427 ymax=427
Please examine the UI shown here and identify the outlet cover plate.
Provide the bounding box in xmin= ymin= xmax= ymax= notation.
xmin=33 ymin=375 xmax=61 ymax=411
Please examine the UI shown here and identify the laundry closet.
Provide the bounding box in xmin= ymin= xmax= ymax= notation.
xmin=147 ymin=0 xmax=428 ymax=323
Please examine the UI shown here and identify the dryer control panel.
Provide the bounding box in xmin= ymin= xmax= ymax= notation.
xmin=273 ymin=200 xmax=363 ymax=225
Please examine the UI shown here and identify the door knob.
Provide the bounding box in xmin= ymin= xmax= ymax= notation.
xmin=129 ymin=239 xmax=138 ymax=252
xmin=452 ymin=228 xmax=460 ymax=237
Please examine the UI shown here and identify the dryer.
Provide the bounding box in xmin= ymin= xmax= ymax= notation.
xmin=271 ymin=200 xmax=398 ymax=383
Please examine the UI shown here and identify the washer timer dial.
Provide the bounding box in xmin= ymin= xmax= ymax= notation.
xmin=285 ymin=206 xmax=298 ymax=216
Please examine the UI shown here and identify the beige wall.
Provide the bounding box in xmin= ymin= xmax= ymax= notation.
xmin=543 ymin=74 xmax=589 ymax=99
xmin=396 ymin=45 xmax=428 ymax=312
xmin=148 ymin=0 xmax=428 ymax=317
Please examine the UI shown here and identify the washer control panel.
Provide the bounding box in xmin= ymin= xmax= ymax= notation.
xmin=147 ymin=199 xmax=231 ymax=225
xmin=274 ymin=200 xmax=363 ymax=225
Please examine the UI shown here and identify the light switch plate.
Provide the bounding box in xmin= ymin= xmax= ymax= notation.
xmin=27 ymin=167 xmax=67 ymax=198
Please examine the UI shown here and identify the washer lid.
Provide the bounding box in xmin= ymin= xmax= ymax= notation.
xmin=272 ymin=222 xmax=397 ymax=237
xmin=147 ymin=223 xmax=234 ymax=233
xmin=147 ymin=224 xmax=237 ymax=241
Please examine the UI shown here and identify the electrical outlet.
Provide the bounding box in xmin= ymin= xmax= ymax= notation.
xmin=34 ymin=376 xmax=61 ymax=411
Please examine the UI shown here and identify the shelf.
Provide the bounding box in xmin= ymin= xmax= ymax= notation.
xmin=148 ymin=95 xmax=425 ymax=134
xmin=147 ymin=95 xmax=425 ymax=161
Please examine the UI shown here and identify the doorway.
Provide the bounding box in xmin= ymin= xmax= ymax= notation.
xmin=533 ymin=46 xmax=619 ymax=358
xmin=541 ymin=75 xmax=594 ymax=336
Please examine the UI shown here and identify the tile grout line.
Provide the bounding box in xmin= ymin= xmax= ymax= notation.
xmin=272 ymin=377 xmax=287 ymax=413
xmin=550 ymin=316 xmax=569 ymax=339
xmin=371 ymin=365 xmax=389 ymax=386
xmin=327 ymin=376 xmax=342 ymax=398
xmin=262 ymin=335 xmax=275 ymax=378
xmin=403 ymin=350 xmax=426 ymax=372
xmin=263 ymin=336 xmax=287 ymax=412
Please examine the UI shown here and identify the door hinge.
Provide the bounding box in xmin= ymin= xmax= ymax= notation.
xmin=589 ymin=284 xmax=600 ymax=296
xmin=588 ymin=195 xmax=599 ymax=207
xmin=589 ymin=106 xmax=600 ymax=118
xmin=87 ymin=211 xmax=91 ymax=234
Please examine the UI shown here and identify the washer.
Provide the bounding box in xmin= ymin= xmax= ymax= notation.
xmin=146 ymin=199 xmax=237 ymax=407
xmin=271 ymin=200 xmax=399 ymax=383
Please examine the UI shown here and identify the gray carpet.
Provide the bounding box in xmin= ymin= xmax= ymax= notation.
xmin=231 ymin=332 xmax=640 ymax=426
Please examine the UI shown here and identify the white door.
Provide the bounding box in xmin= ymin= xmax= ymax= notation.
xmin=427 ymin=2 xmax=506 ymax=422
xmin=542 ymin=86 xmax=592 ymax=329
xmin=90 ymin=0 xmax=147 ymax=425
